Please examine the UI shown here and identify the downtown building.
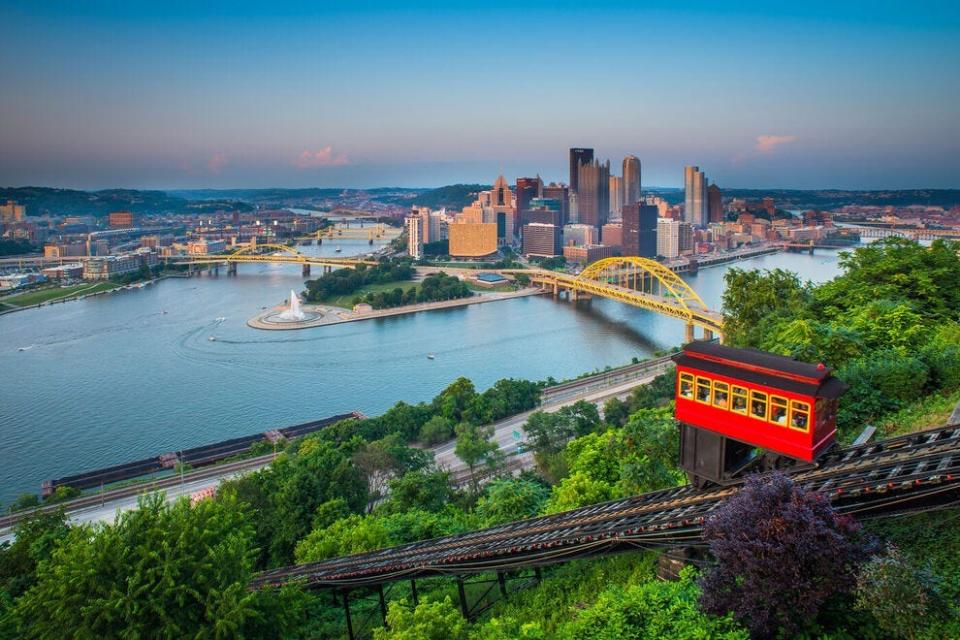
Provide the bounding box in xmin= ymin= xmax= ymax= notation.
xmin=622 ymin=156 xmax=641 ymax=209
xmin=609 ymin=175 xmax=623 ymax=218
xmin=577 ymin=158 xmax=611 ymax=228
xmin=684 ymin=166 xmax=708 ymax=227
xmin=405 ymin=214 xmax=423 ymax=259
xmin=568 ymin=148 xmax=594 ymax=195
xmin=657 ymin=218 xmax=694 ymax=259
xmin=708 ymin=183 xmax=724 ymax=223
xmin=522 ymin=223 xmax=561 ymax=257
xmin=622 ymin=203 xmax=658 ymax=258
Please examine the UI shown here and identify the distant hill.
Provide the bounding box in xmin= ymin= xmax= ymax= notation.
xmin=401 ymin=184 xmax=490 ymax=210
xmin=0 ymin=187 xmax=251 ymax=217
xmin=644 ymin=187 xmax=960 ymax=209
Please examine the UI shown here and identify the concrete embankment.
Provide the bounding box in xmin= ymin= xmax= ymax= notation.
xmin=247 ymin=287 xmax=546 ymax=330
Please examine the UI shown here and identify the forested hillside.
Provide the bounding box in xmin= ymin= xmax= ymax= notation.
xmin=1 ymin=239 xmax=958 ymax=639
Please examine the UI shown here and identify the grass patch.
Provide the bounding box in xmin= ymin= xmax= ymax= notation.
xmin=875 ymin=388 xmax=960 ymax=438
xmin=0 ymin=282 xmax=118 ymax=308
xmin=323 ymin=279 xmax=419 ymax=308
xmin=465 ymin=282 xmax=519 ymax=293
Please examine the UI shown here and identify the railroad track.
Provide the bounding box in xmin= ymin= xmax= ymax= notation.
xmin=252 ymin=424 xmax=960 ymax=590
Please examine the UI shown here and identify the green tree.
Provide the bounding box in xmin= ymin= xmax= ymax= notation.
xmin=419 ymin=415 xmax=455 ymax=445
xmin=434 ymin=377 xmax=478 ymax=424
xmin=475 ymin=477 xmax=549 ymax=527
xmin=381 ymin=470 xmax=456 ymax=514
xmin=722 ymin=267 xmax=811 ymax=348
xmin=15 ymin=493 xmax=306 ymax=639
xmin=454 ymin=422 xmax=502 ymax=496
xmin=372 ymin=597 xmax=467 ymax=640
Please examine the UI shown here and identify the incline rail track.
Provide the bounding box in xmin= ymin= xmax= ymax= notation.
xmin=252 ymin=424 xmax=960 ymax=591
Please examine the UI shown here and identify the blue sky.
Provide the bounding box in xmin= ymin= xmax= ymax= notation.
xmin=1 ymin=1 xmax=958 ymax=190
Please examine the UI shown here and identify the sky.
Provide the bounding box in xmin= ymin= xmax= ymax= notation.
xmin=1 ymin=1 xmax=959 ymax=190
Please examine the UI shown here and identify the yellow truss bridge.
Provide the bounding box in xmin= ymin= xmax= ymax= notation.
xmin=521 ymin=257 xmax=724 ymax=341
xmin=164 ymin=243 xmax=375 ymax=275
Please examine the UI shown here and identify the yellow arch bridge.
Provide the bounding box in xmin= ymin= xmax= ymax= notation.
xmin=167 ymin=249 xmax=722 ymax=339
xmin=164 ymin=243 xmax=375 ymax=276
xmin=518 ymin=257 xmax=724 ymax=341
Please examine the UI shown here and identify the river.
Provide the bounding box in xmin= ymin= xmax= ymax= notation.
xmin=0 ymin=243 xmax=846 ymax=505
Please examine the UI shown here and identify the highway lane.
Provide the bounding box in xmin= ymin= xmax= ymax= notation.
xmin=1 ymin=361 xmax=672 ymax=543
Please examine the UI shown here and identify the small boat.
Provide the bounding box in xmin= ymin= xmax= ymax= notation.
xmin=18 ymin=346 xmax=32 ymax=352
xmin=335 ymin=247 xmax=342 ymax=253
xmin=208 ymin=336 xmax=216 ymax=341
xmin=426 ymin=353 xmax=435 ymax=360
xmin=161 ymin=310 xmax=168 ymax=315
xmin=215 ymin=316 xmax=226 ymax=322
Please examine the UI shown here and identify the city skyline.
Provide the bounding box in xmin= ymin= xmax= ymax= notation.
xmin=1 ymin=1 xmax=959 ymax=190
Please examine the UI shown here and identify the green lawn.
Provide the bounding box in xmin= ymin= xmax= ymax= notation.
xmin=0 ymin=282 xmax=118 ymax=309
xmin=323 ymin=279 xmax=419 ymax=308
xmin=465 ymin=282 xmax=519 ymax=293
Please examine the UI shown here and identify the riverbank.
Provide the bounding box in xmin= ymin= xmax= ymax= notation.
xmin=0 ymin=275 xmax=178 ymax=316
xmin=247 ymin=287 xmax=545 ymax=330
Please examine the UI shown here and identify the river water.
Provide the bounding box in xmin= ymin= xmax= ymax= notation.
xmin=0 ymin=242 xmax=845 ymax=505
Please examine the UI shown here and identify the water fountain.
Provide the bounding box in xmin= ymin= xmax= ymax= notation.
xmin=277 ymin=289 xmax=306 ymax=321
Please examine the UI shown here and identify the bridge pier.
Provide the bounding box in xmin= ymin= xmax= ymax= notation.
xmin=703 ymin=328 xmax=714 ymax=341
xmin=685 ymin=323 xmax=695 ymax=344
xmin=302 ymin=264 xmax=311 ymax=277
xmin=228 ymin=262 xmax=237 ymax=276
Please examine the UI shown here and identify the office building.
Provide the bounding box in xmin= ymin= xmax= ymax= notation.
xmin=522 ymin=223 xmax=561 ymax=257
xmin=563 ymin=243 xmax=618 ymax=265
xmin=563 ymin=224 xmax=597 ymax=247
xmin=108 ymin=211 xmax=136 ymax=228
xmin=515 ymin=177 xmax=541 ymax=236
xmin=708 ymin=184 xmax=724 ymax=223
xmin=609 ymin=175 xmax=623 ymax=217
xmin=622 ymin=203 xmax=659 ymax=258
xmin=622 ymin=156 xmax=641 ymax=207
xmin=657 ymin=218 xmax=694 ymax=259
xmin=577 ymin=158 xmax=611 ymax=228
xmin=0 ymin=200 xmax=25 ymax=224
xmin=542 ymin=183 xmax=569 ymax=226
xmin=405 ymin=215 xmax=423 ymax=259
xmin=683 ymin=166 xmax=708 ymax=227
xmin=448 ymin=221 xmax=498 ymax=257
xmin=569 ymin=148 xmax=594 ymax=195
xmin=601 ymin=222 xmax=623 ymax=248
xmin=44 ymin=243 xmax=87 ymax=258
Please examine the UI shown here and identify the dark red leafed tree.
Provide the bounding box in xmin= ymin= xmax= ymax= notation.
xmin=699 ymin=473 xmax=870 ymax=639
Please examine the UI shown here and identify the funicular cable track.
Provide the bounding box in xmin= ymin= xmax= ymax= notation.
xmin=252 ymin=424 xmax=960 ymax=591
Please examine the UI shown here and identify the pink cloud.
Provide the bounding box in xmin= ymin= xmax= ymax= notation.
xmin=207 ymin=152 xmax=229 ymax=174
xmin=754 ymin=135 xmax=797 ymax=154
xmin=293 ymin=146 xmax=351 ymax=168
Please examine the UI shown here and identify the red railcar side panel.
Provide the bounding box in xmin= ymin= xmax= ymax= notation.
xmin=675 ymin=364 xmax=820 ymax=462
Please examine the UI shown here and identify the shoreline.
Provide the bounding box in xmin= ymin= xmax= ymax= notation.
xmin=247 ymin=287 xmax=545 ymax=330
xmin=0 ymin=274 xmax=179 ymax=316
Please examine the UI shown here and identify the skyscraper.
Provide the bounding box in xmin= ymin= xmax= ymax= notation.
xmin=515 ymin=177 xmax=541 ymax=238
xmin=543 ymin=183 xmax=570 ymax=225
xmin=622 ymin=156 xmax=641 ymax=208
xmin=608 ymin=175 xmax=623 ymax=217
xmin=684 ymin=166 xmax=708 ymax=227
xmin=569 ymin=148 xmax=594 ymax=195
xmin=405 ymin=215 xmax=423 ymax=259
xmin=707 ymin=183 xmax=723 ymax=223
xmin=622 ymin=203 xmax=658 ymax=258
xmin=577 ymin=158 xmax=610 ymax=228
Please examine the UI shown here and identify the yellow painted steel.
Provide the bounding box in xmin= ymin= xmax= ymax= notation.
xmin=524 ymin=256 xmax=724 ymax=337
xmin=169 ymin=243 xmax=375 ymax=268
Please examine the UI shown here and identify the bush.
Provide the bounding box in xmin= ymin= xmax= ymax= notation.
xmin=373 ymin=597 xmax=467 ymax=640
xmin=563 ymin=567 xmax=747 ymax=640
xmin=854 ymin=544 xmax=945 ymax=639
xmin=419 ymin=415 xmax=455 ymax=445
xmin=699 ymin=473 xmax=871 ymax=638
xmin=475 ymin=477 xmax=549 ymax=527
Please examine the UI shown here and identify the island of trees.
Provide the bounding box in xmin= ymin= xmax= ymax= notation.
xmin=1 ymin=238 xmax=958 ymax=639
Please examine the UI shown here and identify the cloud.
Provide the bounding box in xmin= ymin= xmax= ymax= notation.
xmin=293 ymin=146 xmax=351 ymax=168
xmin=207 ymin=153 xmax=228 ymax=174
xmin=754 ymin=135 xmax=797 ymax=154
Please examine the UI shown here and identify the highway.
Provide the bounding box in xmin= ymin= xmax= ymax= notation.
xmin=0 ymin=357 xmax=673 ymax=543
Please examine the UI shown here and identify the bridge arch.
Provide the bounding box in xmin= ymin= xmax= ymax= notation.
xmin=231 ymin=243 xmax=305 ymax=257
xmin=576 ymin=256 xmax=711 ymax=316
